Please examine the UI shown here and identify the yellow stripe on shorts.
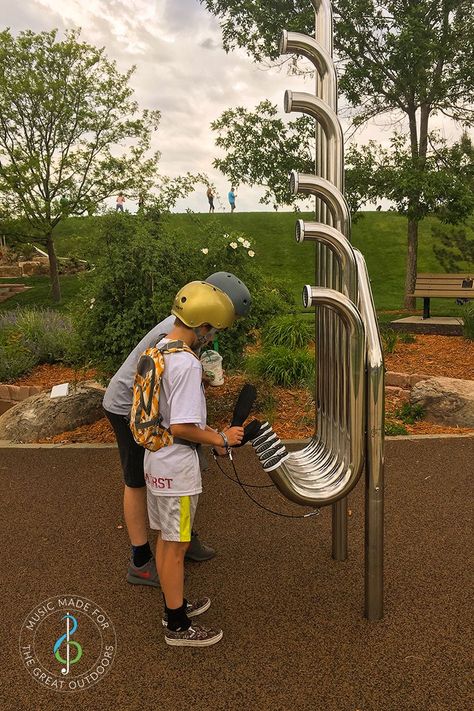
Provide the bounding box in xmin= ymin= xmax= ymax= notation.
xmin=179 ymin=496 xmax=191 ymax=542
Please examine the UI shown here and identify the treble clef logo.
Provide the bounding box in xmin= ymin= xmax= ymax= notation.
xmin=53 ymin=613 xmax=83 ymax=675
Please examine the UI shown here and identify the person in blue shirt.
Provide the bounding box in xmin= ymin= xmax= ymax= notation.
xmin=228 ymin=187 xmax=236 ymax=213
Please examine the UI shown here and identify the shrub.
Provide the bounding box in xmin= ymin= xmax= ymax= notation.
xmin=460 ymin=301 xmax=474 ymax=340
xmin=384 ymin=420 xmax=408 ymax=436
xmin=71 ymin=213 xmax=293 ymax=377
xmin=398 ymin=331 xmax=416 ymax=344
xmin=381 ymin=327 xmax=398 ymax=354
xmin=245 ymin=346 xmax=315 ymax=387
xmin=0 ymin=328 xmax=37 ymax=381
xmin=394 ymin=402 xmax=425 ymax=424
xmin=262 ymin=314 xmax=314 ymax=349
xmin=0 ymin=308 xmax=74 ymax=364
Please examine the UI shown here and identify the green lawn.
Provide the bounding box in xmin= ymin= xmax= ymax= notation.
xmin=2 ymin=211 xmax=472 ymax=316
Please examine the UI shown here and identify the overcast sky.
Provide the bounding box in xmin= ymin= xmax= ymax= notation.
xmin=1 ymin=0 xmax=461 ymax=213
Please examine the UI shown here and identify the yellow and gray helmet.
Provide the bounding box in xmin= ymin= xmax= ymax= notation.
xmin=171 ymin=281 xmax=235 ymax=329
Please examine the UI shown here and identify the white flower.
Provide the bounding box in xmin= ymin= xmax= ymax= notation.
xmin=237 ymin=236 xmax=245 ymax=243
xmin=89 ymin=303 xmax=94 ymax=309
xmin=90 ymin=297 xmax=96 ymax=303
xmin=201 ymin=248 xmax=209 ymax=254
xmin=243 ymin=240 xmax=251 ymax=248
xmin=248 ymin=250 xmax=255 ymax=258
xmin=223 ymin=233 xmax=229 ymax=238
xmin=230 ymin=242 xmax=238 ymax=249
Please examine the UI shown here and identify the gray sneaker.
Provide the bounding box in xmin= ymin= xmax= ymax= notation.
xmin=165 ymin=624 xmax=223 ymax=647
xmin=126 ymin=557 xmax=160 ymax=588
xmin=185 ymin=531 xmax=216 ymax=562
xmin=162 ymin=597 xmax=211 ymax=627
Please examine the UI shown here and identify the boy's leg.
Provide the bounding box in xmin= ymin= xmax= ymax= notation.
xmin=156 ymin=538 xmax=188 ymax=611
xmin=154 ymin=495 xmax=223 ymax=646
xmin=123 ymin=485 xmax=148 ymax=545
xmin=104 ymin=410 xmax=158 ymax=585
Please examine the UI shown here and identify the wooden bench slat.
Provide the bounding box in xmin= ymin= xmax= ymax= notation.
xmin=413 ymin=285 xmax=474 ymax=290
xmin=416 ymin=278 xmax=473 ymax=284
xmin=412 ymin=291 xmax=474 ymax=297
xmin=414 ymin=282 xmax=474 ymax=287
xmin=416 ymin=273 xmax=473 ymax=278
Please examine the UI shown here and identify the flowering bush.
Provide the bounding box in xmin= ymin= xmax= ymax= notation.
xmin=70 ymin=213 xmax=294 ymax=376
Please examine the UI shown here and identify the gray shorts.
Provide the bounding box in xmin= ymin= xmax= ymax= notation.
xmin=147 ymin=493 xmax=199 ymax=542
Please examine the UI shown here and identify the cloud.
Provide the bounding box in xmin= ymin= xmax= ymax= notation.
xmin=199 ymin=37 xmax=220 ymax=50
xmin=4 ymin=0 xmax=462 ymax=214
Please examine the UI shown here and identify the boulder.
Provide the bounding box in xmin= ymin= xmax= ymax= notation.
xmin=0 ymin=265 xmax=22 ymax=278
xmin=19 ymin=260 xmax=49 ymax=276
xmin=410 ymin=377 xmax=474 ymax=427
xmin=0 ymin=383 xmax=105 ymax=442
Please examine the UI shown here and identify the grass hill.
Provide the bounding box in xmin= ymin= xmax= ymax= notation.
xmin=1 ymin=211 xmax=471 ymax=315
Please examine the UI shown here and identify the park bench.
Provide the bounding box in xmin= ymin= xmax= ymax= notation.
xmin=411 ymin=273 xmax=474 ymax=319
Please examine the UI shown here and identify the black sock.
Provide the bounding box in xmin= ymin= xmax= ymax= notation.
xmin=166 ymin=602 xmax=191 ymax=632
xmin=131 ymin=542 xmax=152 ymax=568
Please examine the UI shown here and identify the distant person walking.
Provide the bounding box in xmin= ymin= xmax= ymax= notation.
xmin=207 ymin=187 xmax=215 ymax=213
xmin=116 ymin=192 xmax=126 ymax=212
xmin=228 ymin=187 xmax=236 ymax=213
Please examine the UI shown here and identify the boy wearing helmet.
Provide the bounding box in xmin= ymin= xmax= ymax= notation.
xmin=103 ymin=273 xmax=251 ymax=588
xmin=145 ymin=281 xmax=243 ymax=647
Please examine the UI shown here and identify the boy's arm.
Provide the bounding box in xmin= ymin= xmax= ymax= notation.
xmin=170 ymin=423 xmax=243 ymax=448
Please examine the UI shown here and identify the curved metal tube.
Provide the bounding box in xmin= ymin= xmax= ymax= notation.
xmin=296 ymin=221 xmax=357 ymax=301
xmin=285 ymin=91 xmax=344 ymax=190
xmin=290 ymin=171 xmax=350 ymax=236
xmin=280 ymin=30 xmax=337 ymax=107
xmin=267 ymin=288 xmax=365 ymax=507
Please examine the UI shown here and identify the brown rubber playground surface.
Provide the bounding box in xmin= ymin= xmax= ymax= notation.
xmin=0 ymin=437 xmax=472 ymax=711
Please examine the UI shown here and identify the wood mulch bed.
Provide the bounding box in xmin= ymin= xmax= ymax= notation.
xmin=6 ymin=334 xmax=474 ymax=443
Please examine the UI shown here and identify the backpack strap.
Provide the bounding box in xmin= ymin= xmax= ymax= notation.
xmin=159 ymin=340 xmax=200 ymax=361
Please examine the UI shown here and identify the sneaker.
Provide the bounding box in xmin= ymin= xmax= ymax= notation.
xmin=162 ymin=597 xmax=211 ymax=627
xmin=165 ymin=624 xmax=223 ymax=647
xmin=185 ymin=531 xmax=216 ymax=562
xmin=262 ymin=449 xmax=290 ymax=472
xmin=126 ymin=557 xmax=160 ymax=588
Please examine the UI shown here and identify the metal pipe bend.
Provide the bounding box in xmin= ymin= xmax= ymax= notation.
xmin=267 ymin=288 xmax=366 ymax=507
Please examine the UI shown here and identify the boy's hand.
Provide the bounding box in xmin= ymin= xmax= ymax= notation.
xmin=224 ymin=425 xmax=244 ymax=447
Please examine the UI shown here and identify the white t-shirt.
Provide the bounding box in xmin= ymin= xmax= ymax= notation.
xmin=144 ymin=339 xmax=206 ymax=497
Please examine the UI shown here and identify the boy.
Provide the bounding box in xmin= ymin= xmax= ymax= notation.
xmin=103 ymin=272 xmax=251 ymax=587
xmin=145 ymin=281 xmax=244 ymax=646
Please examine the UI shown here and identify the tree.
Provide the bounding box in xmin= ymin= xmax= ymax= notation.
xmin=0 ymin=29 xmax=160 ymax=302
xmin=347 ymin=130 xmax=474 ymax=224
xmin=432 ymin=223 xmax=474 ymax=272
xmin=211 ymin=100 xmax=368 ymax=215
xmin=211 ymin=100 xmax=314 ymax=207
xmin=201 ymin=1 xmax=474 ymax=307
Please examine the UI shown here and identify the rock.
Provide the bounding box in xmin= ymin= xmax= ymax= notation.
xmin=385 ymin=385 xmax=410 ymax=402
xmin=0 ymin=383 xmax=105 ymax=442
xmin=0 ymin=265 xmax=22 ymax=277
xmin=410 ymin=377 xmax=474 ymax=427
xmin=386 ymin=371 xmax=411 ymax=389
xmin=19 ymin=260 xmax=49 ymax=276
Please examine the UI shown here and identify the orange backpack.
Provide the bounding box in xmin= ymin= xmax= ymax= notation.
xmin=130 ymin=340 xmax=200 ymax=451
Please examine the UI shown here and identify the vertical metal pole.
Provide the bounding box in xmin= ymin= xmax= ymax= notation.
xmin=313 ymin=0 xmax=348 ymax=561
xmin=355 ymin=250 xmax=384 ymax=619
